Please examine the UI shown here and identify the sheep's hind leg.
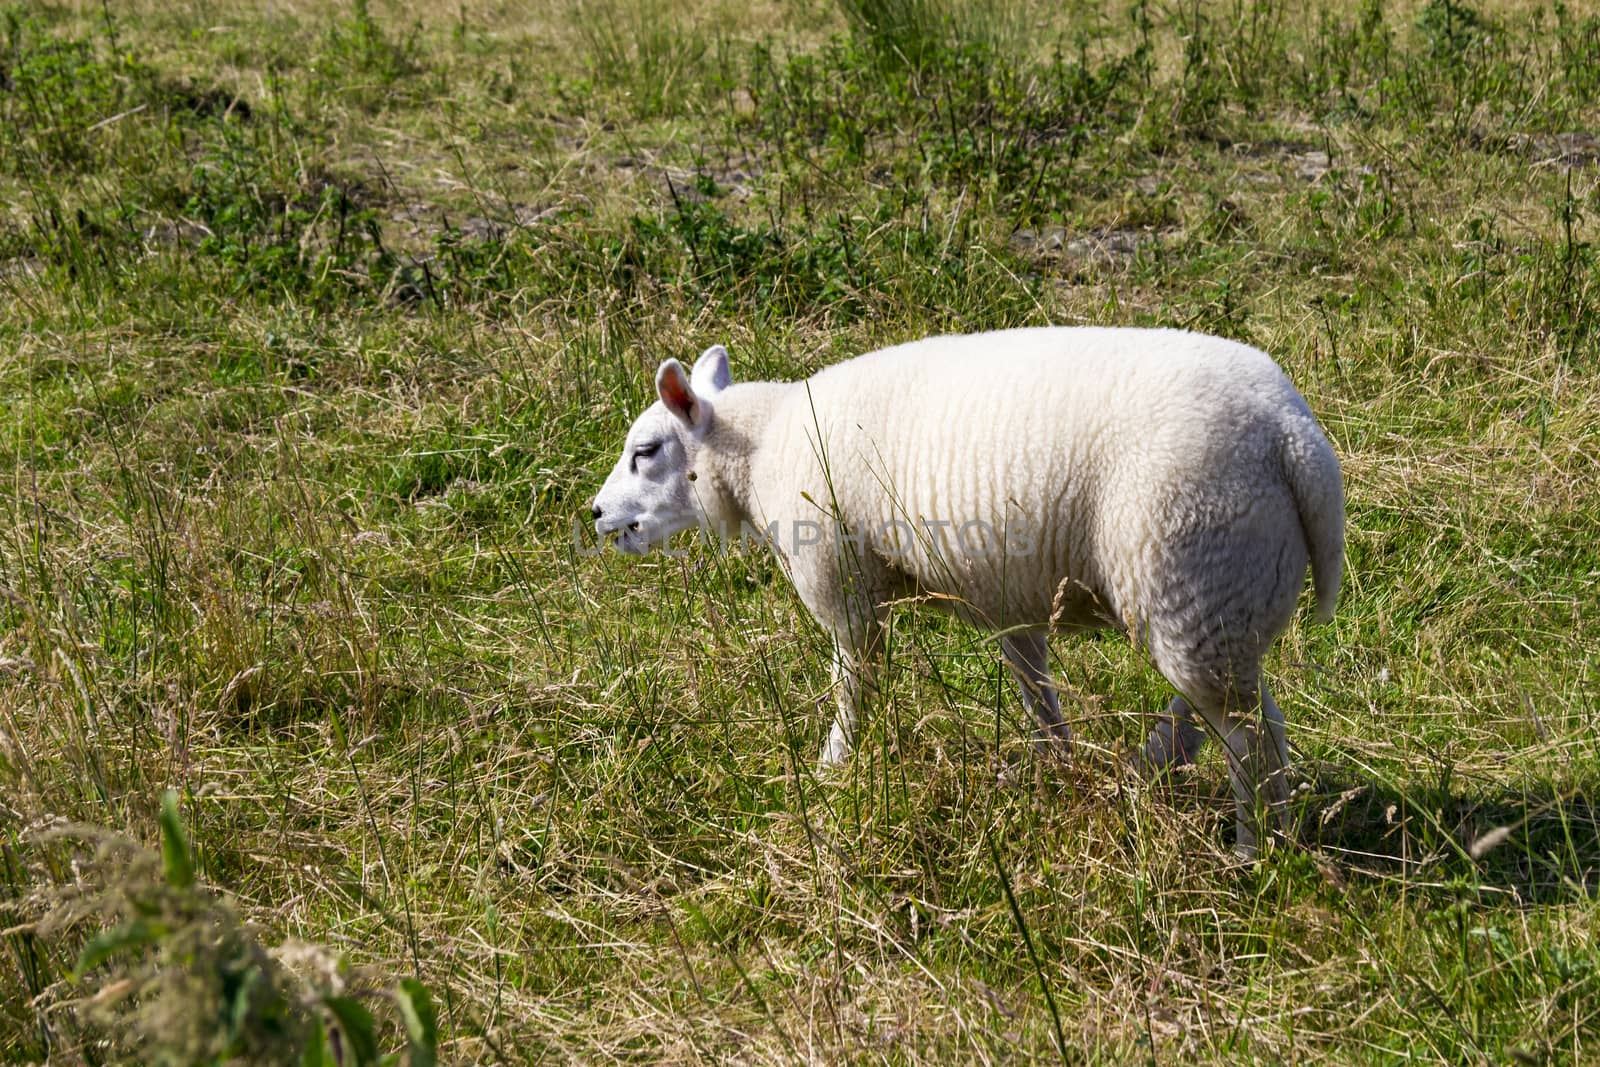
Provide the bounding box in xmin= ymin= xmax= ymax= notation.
xmin=1001 ymin=631 xmax=1071 ymax=756
xmin=1138 ymin=695 xmax=1208 ymax=776
xmin=1188 ymin=685 xmax=1293 ymax=859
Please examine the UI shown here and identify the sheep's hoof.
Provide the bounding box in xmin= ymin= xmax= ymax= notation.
xmin=1233 ymin=823 xmax=1300 ymax=862
xmin=1031 ymin=731 xmax=1073 ymax=763
xmin=818 ymin=733 xmax=852 ymax=770
xmin=1137 ymin=717 xmax=1206 ymax=778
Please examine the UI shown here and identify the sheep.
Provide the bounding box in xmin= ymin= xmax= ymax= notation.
xmin=590 ymin=327 xmax=1344 ymax=857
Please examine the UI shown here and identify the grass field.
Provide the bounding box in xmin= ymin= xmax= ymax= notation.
xmin=2 ymin=0 xmax=1598 ymax=1061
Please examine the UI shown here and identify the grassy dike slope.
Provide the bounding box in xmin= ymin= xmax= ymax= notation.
xmin=1 ymin=0 xmax=1597 ymax=1061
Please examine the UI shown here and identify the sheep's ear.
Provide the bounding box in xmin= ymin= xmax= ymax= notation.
xmin=656 ymin=359 xmax=702 ymax=427
xmin=690 ymin=344 xmax=732 ymax=395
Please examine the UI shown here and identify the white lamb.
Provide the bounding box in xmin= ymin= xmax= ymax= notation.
xmin=591 ymin=327 xmax=1344 ymax=856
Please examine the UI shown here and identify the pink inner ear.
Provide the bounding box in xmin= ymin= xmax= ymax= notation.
xmin=660 ymin=365 xmax=699 ymax=424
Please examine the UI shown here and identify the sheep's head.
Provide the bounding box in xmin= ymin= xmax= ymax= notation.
xmin=591 ymin=345 xmax=731 ymax=554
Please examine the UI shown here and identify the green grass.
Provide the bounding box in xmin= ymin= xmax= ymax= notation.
xmin=1 ymin=0 xmax=1598 ymax=1061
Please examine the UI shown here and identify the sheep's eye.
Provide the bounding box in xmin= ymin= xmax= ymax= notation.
xmin=630 ymin=440 xmax=662 ymax=473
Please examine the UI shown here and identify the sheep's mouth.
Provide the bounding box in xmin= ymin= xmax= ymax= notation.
xmin=616 ymin=525 xmax=651 ymax=555
xmin=601 ymin=511 xmax=697 ymax=556
xmin=599 ymin=520 xmax=651 ymax=556
xmin=596 ymin=520 xmax=643 ymax=543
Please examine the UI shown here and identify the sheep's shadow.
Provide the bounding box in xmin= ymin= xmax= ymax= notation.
xmin=1292 ymin=760 xmax=1600 ymax=904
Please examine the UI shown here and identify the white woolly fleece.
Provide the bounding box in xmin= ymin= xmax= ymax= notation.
xmin=735 ymin=328 xmax=1340 ymax=655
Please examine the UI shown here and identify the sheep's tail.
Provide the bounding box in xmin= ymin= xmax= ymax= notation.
xmin=1279 ymin=414 xmax=1345 ymax=624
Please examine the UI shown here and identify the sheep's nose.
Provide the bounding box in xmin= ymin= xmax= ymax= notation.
xmin=591 ymin=503 xmax=603 ymax=520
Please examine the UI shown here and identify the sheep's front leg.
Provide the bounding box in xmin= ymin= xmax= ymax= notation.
xmin=1001 ymin=630 xmax=1071 ymax=755
xmin=820 ymin=622 xmax=882 ymax=768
